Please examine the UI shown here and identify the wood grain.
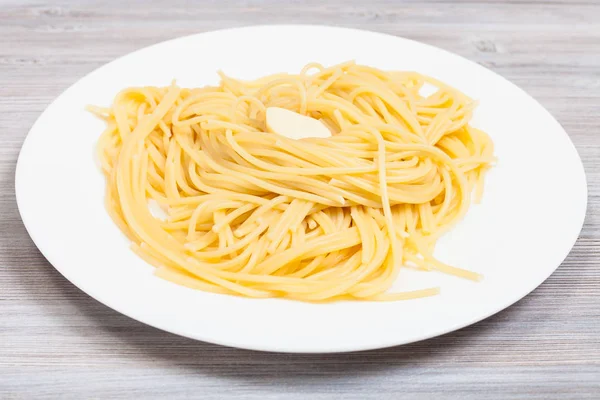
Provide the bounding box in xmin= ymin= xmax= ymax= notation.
xmin=1 ymin=0 xmax=599 ymax=398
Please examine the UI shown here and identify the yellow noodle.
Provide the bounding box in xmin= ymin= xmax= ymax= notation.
xmin=93 ymin=61 xmax=494 ymax=302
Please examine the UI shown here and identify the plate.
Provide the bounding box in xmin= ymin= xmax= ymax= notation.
xmin=15 ymin=25 xmax=587 ymax=353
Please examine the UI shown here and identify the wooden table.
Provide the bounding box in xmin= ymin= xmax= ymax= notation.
xmin=1 ymin=1 xmax=599 ymax=398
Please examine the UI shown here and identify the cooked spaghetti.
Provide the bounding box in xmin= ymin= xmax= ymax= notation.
xmin=90 ymin=61 xmax=495 ymax=301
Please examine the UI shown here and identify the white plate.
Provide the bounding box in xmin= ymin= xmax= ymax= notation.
xmin=16 ymin=25 xmax=587 ymax=353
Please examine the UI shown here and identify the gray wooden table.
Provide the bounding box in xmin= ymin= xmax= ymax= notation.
xmin=1 ymin=1 xmax=599 ymax=398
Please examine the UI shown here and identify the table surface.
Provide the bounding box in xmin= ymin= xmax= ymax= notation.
xmin=1 ymin=0 xmax=599 ymax=398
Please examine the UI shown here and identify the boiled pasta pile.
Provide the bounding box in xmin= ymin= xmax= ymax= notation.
xmin=91 ymin=61 xmax=495 ymax=301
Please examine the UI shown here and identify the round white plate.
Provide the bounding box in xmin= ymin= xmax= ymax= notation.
xmin=16 ymin=25 xmax=587 ymax=353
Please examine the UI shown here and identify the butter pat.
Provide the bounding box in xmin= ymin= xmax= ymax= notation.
xmin=266 ymin=107 xmax=331 ymax=139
